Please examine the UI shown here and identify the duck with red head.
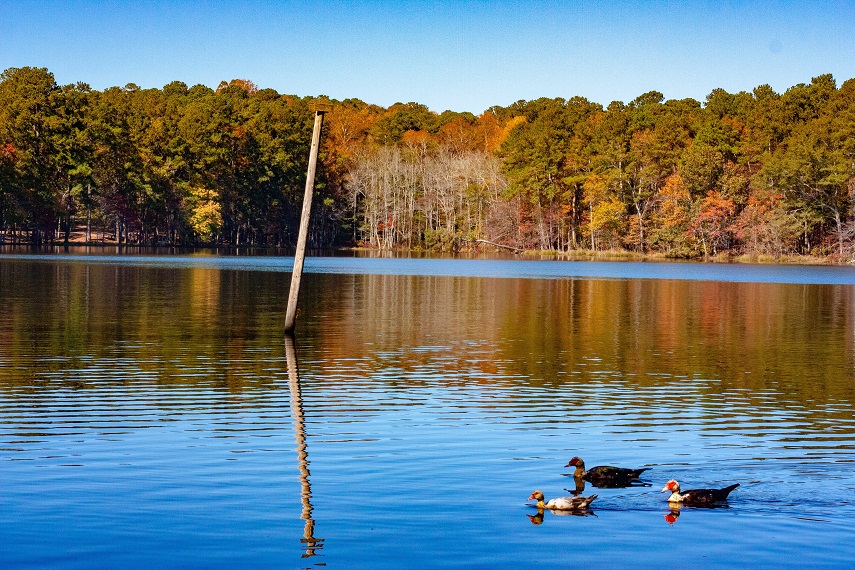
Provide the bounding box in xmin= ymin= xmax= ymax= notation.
xmin=528 ymin=490 xmax=597 ymax=511
xmin=565 ymin=456 xmax=650 ymax=487
xmin=662 ymin=479 xmax=739 ymax=505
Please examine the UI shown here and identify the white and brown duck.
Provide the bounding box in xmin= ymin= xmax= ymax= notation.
xmin=661 ymin=479 xmax=739 ymax=505
xmin=528 ymin=490 xmax=597 ymax=511
xmin=565 ymin=456 xmax=650 ymax=486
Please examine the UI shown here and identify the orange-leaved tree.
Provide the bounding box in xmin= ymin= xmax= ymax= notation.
xmin=649 ymin=173 xmax=695 ymax=256
xmin=691 ymin=189 xmax=737 ymax=256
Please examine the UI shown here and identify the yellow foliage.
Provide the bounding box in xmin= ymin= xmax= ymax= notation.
xmin=188 ymin=187 xmax=222 ymax=241
xmin=491 ymin=115 xmax=527 ymax=150
xmin=589 ymin=196 xmax=627 ymax=234
xmin=583 ymin=173 xmax=611 ymax=205
xmin=660 ymin=173 xmax=688 ymax=200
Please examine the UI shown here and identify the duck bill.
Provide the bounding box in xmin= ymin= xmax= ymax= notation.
xmin=661 ymin=486 xmax=670 ymax=492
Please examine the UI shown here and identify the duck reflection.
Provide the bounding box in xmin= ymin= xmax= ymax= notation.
xmin=568 ymin=476 xmax=587 ymax=496
xmin=527 ymin=507 xmax=596 ymax=525
xmin=566 ymin=475 xmax=651 ymax=494
xmin=285 ymin=336 xmax=324 ymax=558
xmin=527 ymin=511 xmax=545 ymax=525
xmin=664 ymin=506 xmax=681 ymax=525
xmin=663 ymin=502 xmax=731 ymax=525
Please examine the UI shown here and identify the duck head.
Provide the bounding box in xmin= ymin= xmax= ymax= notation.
xmin=661 ymin=479 xmax=681 ymax=493
xmin=528 ymin=490 xmax=545 ymax=502
xmin=565 ymin=456 xmax=584 ymax=468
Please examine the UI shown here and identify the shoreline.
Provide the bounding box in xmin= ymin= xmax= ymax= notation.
xmin=1 ymin=240 xmax=850 ymax=267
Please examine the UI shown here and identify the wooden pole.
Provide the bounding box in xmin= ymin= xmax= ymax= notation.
xmin=285 ymin=105 xmax=330 ymax=336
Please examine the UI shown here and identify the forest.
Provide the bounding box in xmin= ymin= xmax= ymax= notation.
xmin=1 ymin=66 xmax=854 ymax=260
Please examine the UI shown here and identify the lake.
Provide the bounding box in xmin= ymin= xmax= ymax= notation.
xmin=2 ymin=250 xmax=854 ymax=568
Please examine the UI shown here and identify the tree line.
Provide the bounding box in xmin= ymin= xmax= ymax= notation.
xmin=1 ymin=66 xmax=853 ymax=259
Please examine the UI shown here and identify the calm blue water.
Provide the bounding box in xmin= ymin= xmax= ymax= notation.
xmin=1 ymin=252 xmax=854 ymax=568
xmin=3 ymin=250 xmax=855 ymax=283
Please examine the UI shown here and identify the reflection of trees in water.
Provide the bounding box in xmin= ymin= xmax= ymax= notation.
xmin=286 ymin=336 xmax=323 ymax=559
xmin=2 ymin=262 xmax=855 ymax=423
xmin=301 ymin=273 xmax=855 ymax=408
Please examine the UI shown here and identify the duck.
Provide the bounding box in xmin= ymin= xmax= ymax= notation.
xmin=661 ymin=479 xmax=739 ymax=505
xmin=565 ymin=456 xmax=650 ymax=485
xmin=528 ymin=490 xmax=597 ymax=511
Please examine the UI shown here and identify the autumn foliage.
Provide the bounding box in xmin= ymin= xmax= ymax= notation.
xmin=1 ymin=66 xmax=854 ymax=259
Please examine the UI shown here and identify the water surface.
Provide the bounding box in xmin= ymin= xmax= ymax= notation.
xmin=1 ymin=254 xmax=854 ymax=568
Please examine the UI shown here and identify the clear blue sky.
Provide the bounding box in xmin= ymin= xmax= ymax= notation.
xmin=2 ymin=0 xmax=854 ymax=113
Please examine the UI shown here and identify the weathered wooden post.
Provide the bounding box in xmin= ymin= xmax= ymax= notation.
xmin=285 ymin=102 xmax=331 ymax=336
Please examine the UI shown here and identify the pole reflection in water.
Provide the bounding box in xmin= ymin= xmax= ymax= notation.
xmin=285 ymin=336 xmax=324 ymax=559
